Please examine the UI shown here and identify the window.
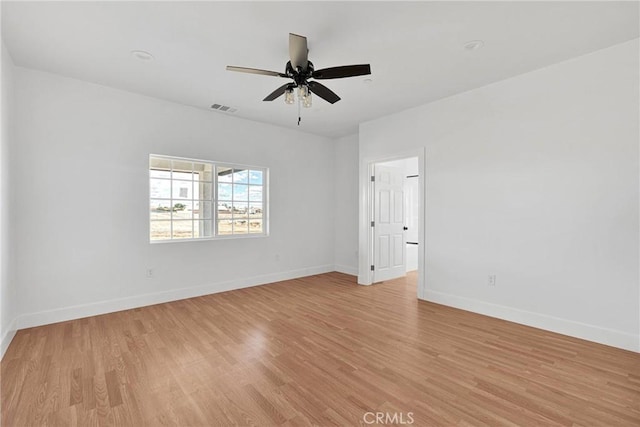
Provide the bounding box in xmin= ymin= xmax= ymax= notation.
xmin=149 ymin=155 xmax=267 ymax=242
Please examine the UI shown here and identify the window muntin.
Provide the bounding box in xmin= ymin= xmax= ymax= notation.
xmin=149 ymin=156 xmax=267 ymax=242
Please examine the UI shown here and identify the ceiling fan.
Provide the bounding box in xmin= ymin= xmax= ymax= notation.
xmin=226 ymin=33 xmax=371 ymax=114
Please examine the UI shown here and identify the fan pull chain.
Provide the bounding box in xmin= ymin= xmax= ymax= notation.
xmin=297 ymin=97 xmax=301 ymax=126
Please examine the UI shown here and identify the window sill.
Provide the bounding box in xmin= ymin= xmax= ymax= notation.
xmin=149 ymin=233 xmax=269 ymax=244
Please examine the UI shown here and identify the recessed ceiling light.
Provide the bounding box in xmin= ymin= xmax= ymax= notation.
xmin=131 ymin=50 xmax=154 ymax=61
xmin=363 ymin=78 xmax=373 ymax=84
xmin=464 ymin=40 xmax=484 ymax=51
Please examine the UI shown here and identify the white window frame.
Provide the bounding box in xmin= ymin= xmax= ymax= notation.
xmin=149 ymin=154 xmax=269 ymax=243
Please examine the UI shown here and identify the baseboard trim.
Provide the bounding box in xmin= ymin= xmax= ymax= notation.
xmin=333 ymin=264 xmax=358 ymax=276
xmin=16 ymin=265 xmax=335 ymax=330
xmin=1 ymin=317 xmax=18 ymax=360
xmin=17 ymin=271 xmax=635 ymax=353
xmin=423 ymin=290 xmax=639 ymax=353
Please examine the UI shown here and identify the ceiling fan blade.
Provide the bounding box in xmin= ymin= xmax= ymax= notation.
xmin=312 ymin=64 xmax=371 ymax=80
xmin=263 ymin=83 xmax=293 ymax=101
xmin=226 ymin=66 xmax=286 ymax=77
xmin=308 ymin=81 xmax=341 ymax=104
xmin=289 ymin=33 xmax=308 ymax=71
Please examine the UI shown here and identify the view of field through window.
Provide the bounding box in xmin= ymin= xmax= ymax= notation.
xmin=216 ymin=167 xmax=264 ymax=235
xmin=149 ymin=156 xmax=266 ymax=241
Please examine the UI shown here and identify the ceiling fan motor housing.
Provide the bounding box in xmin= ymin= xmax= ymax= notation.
xmin=286 ymin=60 xmax=314 ymax=87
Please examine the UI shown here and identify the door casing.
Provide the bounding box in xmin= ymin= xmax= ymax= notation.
xmin=358 ymin=148 xmax=426 ymax=300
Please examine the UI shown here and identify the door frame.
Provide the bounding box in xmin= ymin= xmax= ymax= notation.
xmin=358 ymin=147 xmax=426 ymax=300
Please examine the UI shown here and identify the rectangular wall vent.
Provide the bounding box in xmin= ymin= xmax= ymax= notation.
xmin=211 ymin=104 xmax=238 ymax=113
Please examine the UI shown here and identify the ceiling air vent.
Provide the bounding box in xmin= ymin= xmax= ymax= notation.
xmin=210 ymin=104 xmax=237 ymax=113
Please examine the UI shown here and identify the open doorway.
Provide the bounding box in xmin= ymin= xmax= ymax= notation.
xmin=372 ymin=157 xmax=419 ymax=281
xmin=358 ymin=149 xmax=425 ymax=299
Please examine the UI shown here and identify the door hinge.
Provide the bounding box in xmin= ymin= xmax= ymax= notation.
xmin=371 ymin=176 xmax=375 ymax=182
xmin=370 ymin=265 xmax=375 ymax=271
xmin=371 ymin=221 xmax=375 ymax=227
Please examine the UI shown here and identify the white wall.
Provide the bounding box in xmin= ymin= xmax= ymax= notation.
xmin=1 ymin=42 xmax=17 ymax=358
xmin=360 ymin=39 xmax=640 ymax=351
xmin=11 ymin=67 xmax=336 ymax=328
xmin=333 ymin=134 xmax=359 ymax=275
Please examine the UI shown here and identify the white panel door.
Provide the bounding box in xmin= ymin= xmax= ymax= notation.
xmin=374 ymin=165 xmax=406 ymax=282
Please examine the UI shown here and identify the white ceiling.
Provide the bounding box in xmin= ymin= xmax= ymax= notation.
xmin=2 ymin=1 xmax=638 ymax=138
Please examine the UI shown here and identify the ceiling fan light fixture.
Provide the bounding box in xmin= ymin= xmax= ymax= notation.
xmin=284 ymin=87 xmax=295 ymax=104
xmin=298 ymin=85 xmax=309 ymax=100
xmin=303 ymin=93 xmax=312 ymax=108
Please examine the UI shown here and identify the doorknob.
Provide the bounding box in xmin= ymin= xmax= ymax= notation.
xmin=403 ymin=227 xmax=408 ymax=231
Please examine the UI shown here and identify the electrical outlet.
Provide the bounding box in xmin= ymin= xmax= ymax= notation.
xmin=488 ymin=274 xmax=496 ymax=286
xmin=146 ymin=268 xmax=154 ymax=278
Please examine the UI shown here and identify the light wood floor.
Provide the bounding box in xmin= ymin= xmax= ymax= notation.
xmin=2 ymin=272 xmax=639 ymax=426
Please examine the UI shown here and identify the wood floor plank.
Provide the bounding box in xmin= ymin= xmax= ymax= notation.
xmin=2 ymin=272 xmax=639 ymax=426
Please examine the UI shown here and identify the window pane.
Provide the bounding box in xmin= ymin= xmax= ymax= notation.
xmin=195 ymin=182 xmax=212 ymax=200
xmin=172 ymin=171 xmax=193 ymax=182
xmin=218 ymin=183 xmax=232 ymax=200
xmin=195 ymin=220 xmax=213 ymax=238
xmin=249 ymin=203 xmax=263 ymax=217
xmin=172 ymin=181 xmax=192 ymax=200
xmin=217 ymin=220 xmax=233 ymax=235
xmin=172 ymin=221 xmax=193 ymax=239
xmin=232 ymin=202 xmax=248 ymax=219
xmin=171 ymin=201 xmax=193 ymax=220
xmin=233 ymin=169 xmax=248 ymax=184
xmin=249 ymin=186 xmax=262 ymax=202
xmin=233 ymin=219 xmax=248 ymax=234
xmin=150 ymin=200 xmax=172 ymax=220
xmin=218 ymin=166 xmax=233 ymax=183
xmin=218 ymin=202 xmax=232 ymax=220
xmin=193 ymin=162 xmax=213 ymax=182
xmin=150 ymin=221 xmax=171 ymax=241
xmin=150 ymin=157 xmax=171 ymax=178
xmin=150 ymin=179 xmax=171 ymax=199
xmin=150 ymin=169 xmax=171 ymax=179
xmin=249 ymin=219 xmax=263 ymax=234
xmin=151 ymin=157 xmax=171 ymax=168
xmin=194 ymin=201 xmax=212 ymax=220
xmin=233 ymin=184 xmax=248 ymax=201
xmin=249 ymin=170 xmax=263 ymax=185
xmin=172 ymin=160 xmax=193 ymax=174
